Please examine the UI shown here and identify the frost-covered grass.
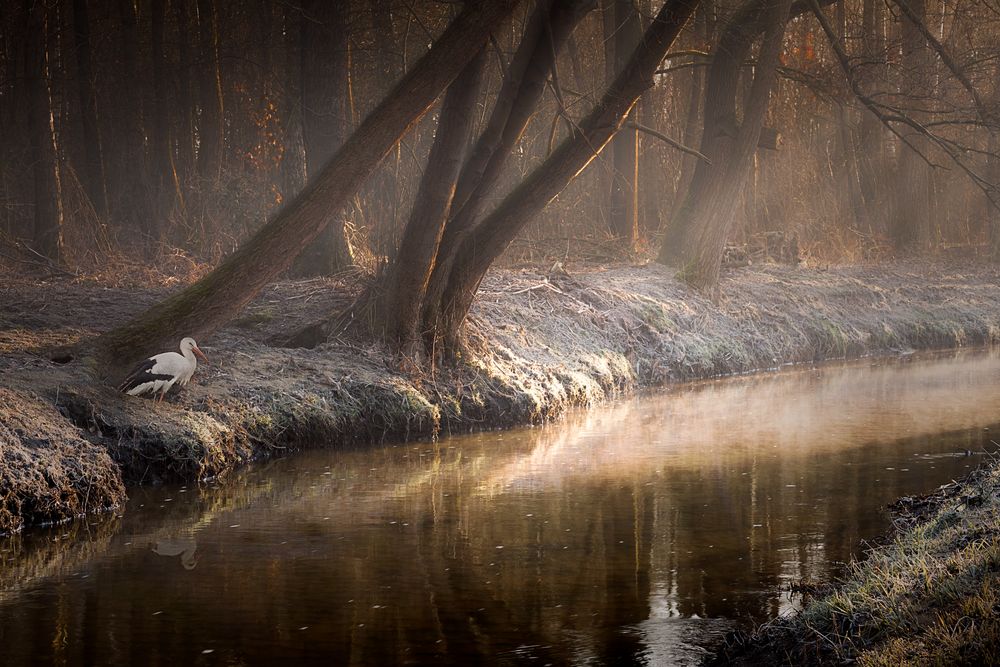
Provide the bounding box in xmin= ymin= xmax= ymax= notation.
xmin=713 ymin=454 xmax=1000 ymax=666
xmin=1 ymin=260 xmax=999 ymax=533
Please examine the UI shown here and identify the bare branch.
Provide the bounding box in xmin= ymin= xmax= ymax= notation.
xmin=625 ymin=121 xmax=711 ymax=163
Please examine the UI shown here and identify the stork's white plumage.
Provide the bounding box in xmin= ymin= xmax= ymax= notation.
xmin=119 ymin=337 xmax=209 ymax=401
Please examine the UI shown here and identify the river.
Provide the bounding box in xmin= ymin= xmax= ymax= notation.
xmin=2 ymin=350 xmax=998 ymax=665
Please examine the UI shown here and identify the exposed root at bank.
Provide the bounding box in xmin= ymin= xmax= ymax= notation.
xmin=1 ymin=260 xmax=999 ymax=534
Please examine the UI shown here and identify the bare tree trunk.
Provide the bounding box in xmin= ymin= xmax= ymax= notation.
xmin=638 ymin=0 xmax=666 ymax=234
xmin=172 ymin=0 xmax=196 ymax=185
xmin=668 ymin=0 xmax=712 ymax=230
xmin=24 ymin=0 xmax=63 ymax=260
xmin=278 ymin=3 xmax=306 ymax=202
xmin=891 ymin=0 xmax=934 ymax=251
xmin=836 ymin=104 xmax=867 ymax=233
xmin=150 ymin=0 xmax=175 ymax=243
xmin=371 ymin=0 xmax=399 ymax=92
xmin=70 ymin=0 xmax=107 ymax=218
xmin=196 ymin=0 xmax=224 ymax=184
xmin=989 ymin=64 xmax=1000 ymax=261
xmin=367 ymin=0 xmax=401 ymax=237
xmin=361 ymin=48 xmax=488 ymax=352
xmin=855 ymin=0 xmax=886 ymax=234
xmin=833 ymin=0 xmax=866 ymax=233
xmin=658 ymin=0 xmax=792 ymax=291
xmin=421 ymin=0 xmax=592 ymax=338
xmin=285 ymin=0 xmax=592 ymax=351
xmin=608 ymin=0 xmax=642 ymax=249
xmin=92 ymin=0 xmax=522 ymax=375
xmin=111 ymin=0 xmax=150 ymax=236
xmin=292 ymin=0 xmax=353 ymax=276
xmin=431 ymin=0 xmax=701 ymax=351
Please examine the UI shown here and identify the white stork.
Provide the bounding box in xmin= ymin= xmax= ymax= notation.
xmin=119 ymin=337 xmax=209 ymax=401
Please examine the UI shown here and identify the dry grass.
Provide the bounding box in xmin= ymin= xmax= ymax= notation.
xmin=0 ymin=388 xmax=125 ymax=535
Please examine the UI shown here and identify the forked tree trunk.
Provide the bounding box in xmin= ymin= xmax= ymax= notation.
xmin=430 ymin=0 xmax=701 ymax=351
xmin=657 ymin=0 xmax=791 ymax=291
xmin=358 ymin=48 xmax=488 ymax=352
xmin=420 ymin=0 xmax=595 ymax=339
xmin=284 ymin=0 xmax=591 ymax=351
xmin=91 ymin=1 xmax=521 ymax=377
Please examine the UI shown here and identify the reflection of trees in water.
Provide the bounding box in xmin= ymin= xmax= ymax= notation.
xmin=1 ymin=352 xmax=998 ymax=664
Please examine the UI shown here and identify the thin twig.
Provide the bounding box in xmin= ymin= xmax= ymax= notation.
xmin=626 ymin=121 xmax=712 ymax=163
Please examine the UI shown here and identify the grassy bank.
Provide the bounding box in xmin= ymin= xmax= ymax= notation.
xmin=1 ymin=260 xmax=999 ymax=534
xmin=711 ymin=453 xmax=1000 ymax=665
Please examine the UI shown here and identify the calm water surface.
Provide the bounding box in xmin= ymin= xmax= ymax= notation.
xmin=2 ymin=350 xmax=999 ymax=666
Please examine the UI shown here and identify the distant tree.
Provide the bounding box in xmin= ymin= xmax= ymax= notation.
xmin=890 ymin=0 xmax=935 ymax=251
xmin=108 ymin=0 xmax=150 ymax=238
xmin=150 ymin=0 xmax=176 ymax=242
xmin=196 ymin=0 xmax=224 ymax=185
xmin=607 ymin=0 xmax=643 ymax=251
xmin=658 ymin=0 xmax=793 ymax=291
xmin=24 ymin=0 xmax=63 ymax=261
xmin=69 ymin=0 xmax=108 ymax=219
xmin=292 ymin=0 xmax=354 ymax=276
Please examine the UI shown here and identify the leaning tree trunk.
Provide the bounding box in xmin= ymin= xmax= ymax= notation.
xmin=90 ymin=0 xmax=521 ymax=378
xmin=657 ymin=0 xmax=792 ymax=292
xmin=429 ymin=0 xmax=702 ymax=353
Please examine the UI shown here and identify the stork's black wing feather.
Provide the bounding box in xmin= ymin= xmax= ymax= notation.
xmin=118 ymin=358 xmax=173 ymax=392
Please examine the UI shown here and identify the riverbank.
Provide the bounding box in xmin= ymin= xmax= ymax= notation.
xmin=2 ymin=259 xmax=999 ymax=534
xmin=709 ymin=450 xmax=1000 ymax=666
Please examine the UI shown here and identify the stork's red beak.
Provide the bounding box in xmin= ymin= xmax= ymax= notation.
xmin=194 ymin=346 xmax=209 ymax=364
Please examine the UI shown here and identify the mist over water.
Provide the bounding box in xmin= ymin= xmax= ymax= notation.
xmin=1 ymin=350 xmax=998 ymax=665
